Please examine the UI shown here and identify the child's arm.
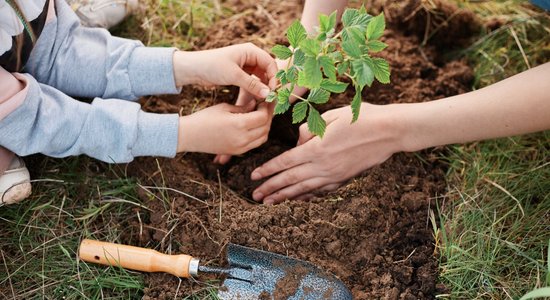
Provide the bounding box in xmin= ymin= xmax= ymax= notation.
xmin=0 ymin=67 xmax=178 ymax=163
xmin=0 ymin=66 xmax=271 ymax=163
xmin=26 ymin=0 xmax=179 ymax=101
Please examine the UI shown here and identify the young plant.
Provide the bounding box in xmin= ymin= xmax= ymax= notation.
xmin=267 ymin=7 xmax=391 ymax=137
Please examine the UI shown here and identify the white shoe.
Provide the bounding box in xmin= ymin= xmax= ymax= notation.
xmin=0 ymin=156 xmax=31 ymax=205
xmin=68 ymin=0 xmax=139 ymax=29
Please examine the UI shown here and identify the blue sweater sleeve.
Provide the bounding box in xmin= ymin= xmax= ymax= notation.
xmin=0 ymin=74 xmax=179 ymax=163
xmin=25 ymin=0 xmax=180 ymax=100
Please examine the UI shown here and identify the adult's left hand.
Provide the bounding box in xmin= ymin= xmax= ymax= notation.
xmin=250 ymin=103 xmax=403 ymax=204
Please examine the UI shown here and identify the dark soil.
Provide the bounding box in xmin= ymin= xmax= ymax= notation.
xmin=124 ymin=0 xmax=477 ymax=299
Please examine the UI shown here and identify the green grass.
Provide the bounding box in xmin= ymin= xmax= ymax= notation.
xmin=436 ymin=1 xmax=550 ymax=299
xmin=0 ymin=157 xmax=146 ymax=299
xmin=0 ymin=1 xmax=223 ymax=299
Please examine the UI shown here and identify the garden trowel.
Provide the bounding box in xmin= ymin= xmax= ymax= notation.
xmin=79 ymin=239 xmax=352 ymax=299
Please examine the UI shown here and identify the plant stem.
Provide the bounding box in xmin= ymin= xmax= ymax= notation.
xmin=291 ymin=94 xmax=308 ymax=102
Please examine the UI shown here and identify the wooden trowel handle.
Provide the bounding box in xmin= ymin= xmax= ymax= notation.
xmin=78 ymin=239 xmax=199 ymax=278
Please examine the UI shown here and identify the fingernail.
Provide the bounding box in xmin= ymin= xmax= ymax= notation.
xmin=251 ymin=171 xmax=261 ymax=181
xmin=260 ymin=89 xmax=270 ymax=98
xmin=252 ymin=191 xmax=263 ymax=201
xmin=264 ymin=198 xmax=274 ymax=205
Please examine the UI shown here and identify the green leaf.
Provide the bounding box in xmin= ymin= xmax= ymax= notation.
xmin=351 ymin=85 xmax=362 ymax=122
xmin=307 ymin=106 xmax=326 ymax=137
xmin=337 ymin=60 xmax=350 ymax=76
xmin=274 ymin=100 xmax=291 ymax=115
xmin=321 ymin=79 xmax=348 ymax=93
xmin=277 ymin=88 xmax=291 ymax=104
xmin=307 ymin=88 xmax=330 ymax=104
xmin=286 ymin=66 xmax=297 ymax=82
xmin=351 ymin=59 xmax=374 ymax=87
xmin=366 ymin=57 xmax=391 ymax=83
xmin=272 ymin=45 xmax=293 ymax=60
xmin=297 ymin=57 xmax=322 ymax=88
xmin=276 ymin=69 xmax=288 ymax=85
xmin=287 ymin=20 xmax=307 ymax=48
xmin=319 ymin=11 xmax=337 ymax=34
xmin=342 ymin=40 xmax=362 ymax=58
xmin=367 ymin=13 xmax=385 ymax=41
xmin=292 ymin=101 xmax=308 ymax=123
xmin=293 ymin=48 xmax=305 ymax=66
xmin=319 ymin=55 xmax=336 ymax=81
xmin=265 ymin=91 xmax=277 ymax=103
xmin=342 ymin=26 xmax=366 ymax=44
xmin=300 ymin=38 xmax=321 ymax=57
xmin=366 ymin=40 xmax=388 ymax=52
xmin=342 ymin=9 xmax=359 ymax=27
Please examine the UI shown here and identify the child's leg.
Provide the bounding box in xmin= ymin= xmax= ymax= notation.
xmin=0 ymin=147 xmax=31 ymax=205
xmin=66 ymin=0 xmax=139 ymax=29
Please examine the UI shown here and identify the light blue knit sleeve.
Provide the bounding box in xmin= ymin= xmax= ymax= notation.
xmin=0 ymin=74 xmax=179 ymax=163
xmin=25 ymin=0 xmax=180 ymax=100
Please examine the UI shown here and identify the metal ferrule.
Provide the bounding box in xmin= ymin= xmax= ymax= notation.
xmin=189 ymin=258 xmax=200 ymax=277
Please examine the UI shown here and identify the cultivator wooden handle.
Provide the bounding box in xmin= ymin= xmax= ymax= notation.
xmin=78 ymin=239 xmax=199 ymax=278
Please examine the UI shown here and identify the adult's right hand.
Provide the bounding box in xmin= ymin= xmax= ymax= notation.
xmin=251 ymin=103 xmax=403 ymax=204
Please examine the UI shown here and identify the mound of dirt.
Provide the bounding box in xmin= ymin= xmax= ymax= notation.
xmin=125 ymin=0 xmax=477 ymax=299
xmin=368 ymin=0 xmax=482 ymax=51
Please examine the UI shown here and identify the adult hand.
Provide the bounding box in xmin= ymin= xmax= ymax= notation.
xmin=177 ymin=101 xmax=271 ymax=155
xmin=173 ymin=43 xmax=278 ymax=99
xmin=250 ymin=103 xmax=403 ymax=204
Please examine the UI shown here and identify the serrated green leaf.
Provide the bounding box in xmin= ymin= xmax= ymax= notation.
xmin=287 ymin=20 xmax=307 ymax=48
xmin=292 ymin=101 xmax=308 ymax=123
xmin=366 ymin=57 xmax=391 ymax=83
xmin=321 ymin=79 xmax=348 ymax=93
xmin=319 ymin=55 xmax=336 ymax=81
xmin=272 ymin=45 xmax=293 ymax=60
xmin=293 ymin=48 xmax=305 ymax=66
xmin=328 ymin=11 xmax=337 ymax=33
xmin=342 ymin=9 xmax=359 ymax=27
xmin=337 ymin=60 xmax=350 ymax=76
xmin=286 ymin=66 xmax=297 ymax=82
xmin=351 ymin=59 xmax=374 ymax=87
xmin=307 ymin=88 xmax=330 ymax=104
xmin=265 ymin=91 xmax=277 ymax=103
xmin=342 ymin=40 xmax=362 ymax=58
xmin=319 ymin=11 xmax=337 ymax=34
xmin=366 ymin=40 xmax=388 ymax=52
xmin=300 ymin=38 xmax=321 ymax=57
xmin=342 ymin=26 xmax=366 ymax=44
xmin=307 ymin=106 xmax=326 ymax=137
xmin=277 ymin=88 xmax=291 ymax=104
xmin=319 ymin=14 xmax=329 ymax=33
xmin=274 ymin=100 xmax=291 ymax=115
xmin=351 ymin=85 xmax=362 ymax=122
xmin=367 ymin=13 xmax=385 ymax=40
xmin=297 ymin=57 xmax=322 ymax=88
xmin=276 ymin=69 xmax=288 ymax=85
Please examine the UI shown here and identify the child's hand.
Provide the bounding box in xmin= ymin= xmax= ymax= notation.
xmin=173 ymin=43 xmax=278 ymax=99
xmin=213 ymin=88 xmax=275 ymax=164
xmin=177 ymin=102 xmax=271 ymax=155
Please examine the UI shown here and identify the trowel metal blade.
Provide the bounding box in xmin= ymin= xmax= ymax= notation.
xmin=217 ymin=244 xmax=352 ymax=300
